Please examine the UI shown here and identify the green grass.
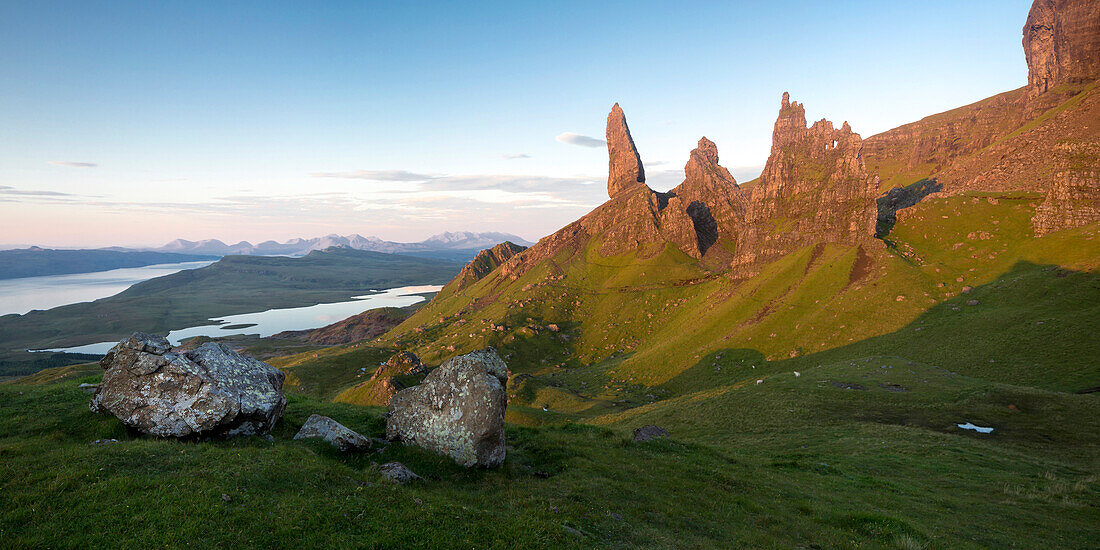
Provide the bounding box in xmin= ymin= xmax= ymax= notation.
xmin=2 ymin=354 xmax=1096 ymax=548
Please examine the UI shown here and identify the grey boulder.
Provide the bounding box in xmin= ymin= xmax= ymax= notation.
xmin=293 ymin=414 xmax=372 ymax=451
xmin=379 ymin=462 xmax=421 ymax=484
xmin=633 ymin=425 xmax=670 ymax=441
xmin=386 ymin=348 xmax=509 ymax=467
xmin=90 ymin=332 xmax=287 ymax=438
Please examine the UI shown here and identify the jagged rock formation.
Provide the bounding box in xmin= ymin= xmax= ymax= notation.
xmin=607 ymin=103 xmax=647 ymax=198
xmin=90 ymin=333 xmax=286 ymax=437
xmin=1024 ymin=0 xmax=1100 ymax=94
xmin=386 ymin=349 xmax=509 ymax=467
xmin=293 ymin=414 xmax=372 ymax=451
xmin=731 ymin=93 xmax=879 ymax=272
xmin=497 ymin=96 xmax=878 ymax=279
xmin=660 ymin=137 xmax=746 ymax=259
xmin=454 ymin=241 xmax=528 ymax=289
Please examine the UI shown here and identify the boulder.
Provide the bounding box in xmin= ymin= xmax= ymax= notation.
xmin=379 ymin=462 xmax=422 ymax=484
xmin=90 ymin=332 xmax=286 ymax=438
xmin=293 ymin=414 xmax=372 ymax=451
xmin=386 ymin=349 xmax=509 ymax=467
xmin=380 ymin=351 xmax=429 ymax=376
xmin=633 ymin=425 xmax=670 ymax=441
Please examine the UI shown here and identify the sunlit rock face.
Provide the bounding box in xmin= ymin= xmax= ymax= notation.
xmin=1023 ymin=0 xmax=1100 ymax=94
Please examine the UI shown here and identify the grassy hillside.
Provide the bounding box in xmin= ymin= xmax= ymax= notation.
xmin=2 ymin=350 xmax=1096 ymax=548
xmin=0 ymin=248 xmax=459 ymax=378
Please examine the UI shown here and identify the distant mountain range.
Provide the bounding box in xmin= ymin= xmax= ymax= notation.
xmin=143 ymin=231 xmax=534 ymax=258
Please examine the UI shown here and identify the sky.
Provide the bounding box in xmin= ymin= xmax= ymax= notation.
xmin=0 ymin=0 xmax=1033 ymax=248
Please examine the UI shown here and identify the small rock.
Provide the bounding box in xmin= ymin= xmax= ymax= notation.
xmin=221 ymin=494 xmax=233 ymax=503
xmin=633 ymin=425 xmax=670 ymax=441
xmin=966 ymin=299 xmax=980 ymax=306
xmin=293 ymin=414 xmax=372 ymax=452
xmin=961 ymin=286 xmax=973 ymax=293
xmin=90 ymin=438 xmax=118 ymax=446
xmin=77 ymin=383 xmax=99 ymax=393
xmin=379 ymin=462 xmax=421 ymax=484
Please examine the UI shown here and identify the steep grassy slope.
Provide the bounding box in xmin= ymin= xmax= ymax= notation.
xmin=0 ymin=248 xmax=459 ymax=378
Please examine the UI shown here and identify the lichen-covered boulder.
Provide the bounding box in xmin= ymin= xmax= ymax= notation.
xmin=386 ymin=349 xmax=509 ymax=467
xmin=90 ymin=332 xmax=286 ymax=438
xmin=293 ymin=414 xmax=371 ymax=451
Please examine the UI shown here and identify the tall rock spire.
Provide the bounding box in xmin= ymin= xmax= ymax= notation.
xmin=606 ymin=103 xmax=647 ymax=198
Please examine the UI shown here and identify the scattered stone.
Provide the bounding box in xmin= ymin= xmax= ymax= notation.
xmin=961 ymin=286 xmax=973 ymax=293
xmin=293 ymin=414 xmax=372 ymax=452
xmin=880 ymin=383 xmax=909 ymax=392
xmin=633 ymin=425 xmax=670 ymax=441
xmin=379 ymin=462 xmax=421 ymax=484
xmin=90 ymin=332 xmax=287 ymax=438
xmin=77 ymin=383 xmax=98 ymax=393
xmin=221 ymin=494 xmax=233 ymax=503
xmin=831 ymin=382 xmax=867 ymax=391
xmin=90 ymin=438 xmax=118 ymax=446
xmin=386 ymin=349 xmax=509 ymax=467
xmin=966 ymin=299 xmax=980 ymax=306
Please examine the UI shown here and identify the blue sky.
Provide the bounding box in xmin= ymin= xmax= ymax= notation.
xmin=0 ymin=0 xmax=1032 ymax=247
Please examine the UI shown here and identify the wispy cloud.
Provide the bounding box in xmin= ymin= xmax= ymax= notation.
xmin=310 ymin=169 xmax=438 ymax=182
xmin=555 ymin=132 xmax=606 ymax=148
xmin=48 ymin=161 xmax=97 ymax=168
xmin=0 ymin=185 xmax=74 ymax=197
xmin=503 ymin=153 xmax=531 ymax=159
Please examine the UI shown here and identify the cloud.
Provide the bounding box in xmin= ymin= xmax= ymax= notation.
xmin=0 ymin=186 xmax=74 ymax=197
xmin=503 ymin=153 xmax=531 ymax=159
xmin=310 ymin=169 xmax=438 ymax=182
xmin=555 ymin=132 xmax=606 ymax=148
xmin=49 ymin=161 xmax=97 ymax=168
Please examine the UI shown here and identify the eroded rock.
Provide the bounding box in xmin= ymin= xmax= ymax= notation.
xmin=293 ymin=414 xmax=372 ymax=451
xmin=90 ymin=332 xmax=286 ymax=438
xmin=386 ymin=349 xmax=509 ymax=467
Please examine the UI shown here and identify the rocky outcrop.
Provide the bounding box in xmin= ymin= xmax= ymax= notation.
xmin=606 ymin=103 xmax=647 ymax=198
xmin=1033 ymin=169 xmax=1100 ymax=235
xmin=293 ymin=414 xmax=372 ymax=451
xmin=90 ymin=333 xmax=286 ymax=438
xmin=731 ymin=93 xmax=879 ymax=273
xmin=1024 ymin=0 xmax=1100 ymax=95
xmin=334 ymin=351 xmax=429 ymax=407
xmin=454 ymin=241 xmax=528 ymax=289
xmin=660 ymin=137 xmax=746 ymax=259
xmin=293 ymin=307 xmax=410 ymax=345
xmin=386 ymin=349 xmax=509 ymax=467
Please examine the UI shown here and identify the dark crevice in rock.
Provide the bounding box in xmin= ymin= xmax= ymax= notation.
xmin=686 ymin=201 xmax=718 ymax=256
xmin=656 ymin=191 xmax=676 ymax=211
xmin=876 ymin=178 xmax=943 ymax=237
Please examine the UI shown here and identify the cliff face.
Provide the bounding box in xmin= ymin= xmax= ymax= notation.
xmin=865 ymin=0 xmax=1099 ymax=236
xmin=1024 ymin=0 xmax=1100 ymax=94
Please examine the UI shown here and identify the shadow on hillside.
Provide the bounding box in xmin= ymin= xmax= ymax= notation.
xmin=659 ymin=260 xmax=1099 ymax=395
xmin=875 ymin=177 xmax=942 ymax=238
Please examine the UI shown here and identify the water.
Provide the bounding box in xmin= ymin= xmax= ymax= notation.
xmin=41 ymin=285 xmax=442 ymax=355
xmin=0 ymin=261 xmax=215 ymax=316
